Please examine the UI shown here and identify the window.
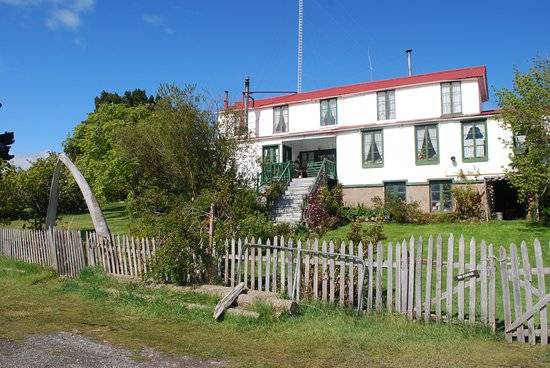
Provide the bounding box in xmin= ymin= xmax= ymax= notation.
xmin=262 ymin=145 xmax=279 ymax=163
xmin=362 ymin=129 xmax=383 ymax=167
xmin=462 ymin=120 xmax=487 ymax=161
xmin=385 ymin=182 xmax=406 ymax=201
xmin=415 ymin=124 xmax=439 ymax=164
xmin=430 ymin=180 xmax=453 ymax=212
xmin=320 ymin=98 xmax=337 ymax=126
xmin=273 ymin=105 xmax=289 ymax=133
xmin=377 ymin=90 xmax=396 ymax=120
xmin=441 ymin=82 xmax=462 ymax=115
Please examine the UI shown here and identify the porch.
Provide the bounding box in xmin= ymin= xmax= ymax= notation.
xmin=258 ymin=136 xmax=337 ymax=188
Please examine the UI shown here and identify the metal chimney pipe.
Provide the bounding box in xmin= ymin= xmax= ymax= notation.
xmin=244 ymin=77 xmax=250 ymax=127
xmin=406 ymin=49 xmax=413 ymax=76
xmin=223 ymin=90 xmax=229 ymax=109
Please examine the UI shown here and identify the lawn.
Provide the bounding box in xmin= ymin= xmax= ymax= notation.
xmin=324 ymin=220 xmax=549 ymax=247
xmin=1 ymin=257 xmax=549 ymax=368
xmin=5 ymin=201 xmax=135 ymax=234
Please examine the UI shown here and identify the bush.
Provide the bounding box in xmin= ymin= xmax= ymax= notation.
xmin=346 ymin=219 xmax=386 ymax=245
xmin=304 ymin=185 xmax=342 ymax=234
xmin=452 ymin=185 xmax=484 ymax=220
xmin=341 ymin=203 xmax=383 ymax=222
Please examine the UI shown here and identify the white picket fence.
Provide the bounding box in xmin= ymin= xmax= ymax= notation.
xmin=224 ymin=235 xmax=550 ymax=345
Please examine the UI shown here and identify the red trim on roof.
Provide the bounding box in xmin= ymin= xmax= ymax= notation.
xmin=232 ymin=66 xmax=488 ymax=109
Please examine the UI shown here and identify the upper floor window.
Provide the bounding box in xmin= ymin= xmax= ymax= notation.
xmin=273 ymin=105 xmax=289 ymax=133
xmin=362 ymin=129 xmax=383 ymax=167
xmin=385 ymin=181 xmax=406 ymax=202
xmin=415 ymin=124 xmax=439 ymax=164
xmin=462 ymin=120 xmax=488 ymax=161
xmin=377 ymin=90 xmax=396 ymax=120
xmin=320 ymin=98 xmax=337 ymax=126
xmin=441 ymin=82 xmax=462 ymax=115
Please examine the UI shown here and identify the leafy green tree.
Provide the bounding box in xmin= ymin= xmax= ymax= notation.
xmin=496 ymin=58 xmax=550 ymax=222
xmin=0 ymin=131 xmax=14 ymax=161
xmin=63 ymin=103 xmax=153 ymax=202
xmin=94 ymin=89 xmax=154 ymax=111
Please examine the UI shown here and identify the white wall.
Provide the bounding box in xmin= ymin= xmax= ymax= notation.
xmin=336 ymin=117 xmax=512 ymax=185
xmin=247 ymin=79 xmax=482 ymax=137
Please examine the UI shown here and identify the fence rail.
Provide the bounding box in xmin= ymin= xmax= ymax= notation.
xmin=224 ymin=234 xmax=550 ymax=345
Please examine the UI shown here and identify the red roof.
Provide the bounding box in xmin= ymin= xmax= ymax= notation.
xmin=232 ymin=66 xmax=488 ymax=109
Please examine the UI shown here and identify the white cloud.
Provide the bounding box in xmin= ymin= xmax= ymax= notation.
xmin=142 ymin=13 xmax=174 ymax=35
xmin=143 ymin=14 xmax=163 ymax=26
xmin=0 ymin=0 xmax=95 ymax=30
xmin=46 ymin=9 xmax=80 ymax=29
xmin=10 ymin=151 xmax=50 ymax=170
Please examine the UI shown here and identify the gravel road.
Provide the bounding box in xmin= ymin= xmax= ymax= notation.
xmin=0 ymin=331 xmax=227 ymax=368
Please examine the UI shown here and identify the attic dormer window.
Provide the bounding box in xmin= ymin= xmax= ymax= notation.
xmin=273 ymin=105 xmax=289 ymax=133
xmin=320 ymin=98 xmax=337 ymax=126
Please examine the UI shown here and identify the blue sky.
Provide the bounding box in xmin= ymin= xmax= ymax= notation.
xmin=1 ymin=0 xmax=548 ymax=159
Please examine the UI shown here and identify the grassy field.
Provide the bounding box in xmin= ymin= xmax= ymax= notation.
xmin=6 ymin=202 xmax=134 ymax=234
xmin=1 ymin=257 xmax=549 ymax=368
xmin=324 ymin=220 xmax=549 ymax=247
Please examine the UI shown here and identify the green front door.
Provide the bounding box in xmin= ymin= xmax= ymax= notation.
xmin=299 ymin=149 xmax=336 ymax=177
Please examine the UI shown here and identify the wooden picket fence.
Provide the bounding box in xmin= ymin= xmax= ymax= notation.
xmin=0 ymin=227 xmax=86 ymax=277
xmin=85 ymin=232 xmax=157 ymax=278
xmin=0 ymin=228 xmax=157 ymax=278
xmin=224 ymin=235 xmax=550 ymax=344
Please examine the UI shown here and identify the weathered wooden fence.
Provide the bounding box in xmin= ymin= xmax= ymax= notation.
xmin=0 ymin=228 xmax=157 ymax=278
xmin=0 ymin=227 xmax=86 ymax=277
xmin=85 ymin=232 xmax=157 ymax=278
xmin=224 ymin=235 xmax=550 ymax=345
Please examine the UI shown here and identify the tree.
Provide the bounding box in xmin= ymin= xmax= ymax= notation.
xmin=496 ymin=58 xmax=550 ymax=222
xmin=0 ymin=131 xmax=14 ymax=161
xmin=94 ymin=89 xmax=154 ymax=111
xmin=63 ymin=103 xmax=153 ymax=202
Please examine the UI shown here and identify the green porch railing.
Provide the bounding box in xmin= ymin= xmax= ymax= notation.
xmin=257 ymin=161 xmax=295 ymax=189
xmin=306 ymin=159 xmax=336 ymax=180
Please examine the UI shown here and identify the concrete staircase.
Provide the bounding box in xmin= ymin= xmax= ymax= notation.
xmin=271 ymin=177 xmax=316 ymax=224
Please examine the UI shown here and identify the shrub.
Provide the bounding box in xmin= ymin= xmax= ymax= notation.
xmin=452 ymin=185 xmax=484 ymax=220
xmin=303 ymin=186 xmax=339 ymax=234
xmin=341 ymin=204 xmax=383 ymax=222
xmin=319 ymin=184 xmax=343 ymax=218
xmin=346 ymin=219 xmax=386 ymax=245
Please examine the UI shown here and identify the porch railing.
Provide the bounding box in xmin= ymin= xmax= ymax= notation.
xmin=258 ymin=161 xmax=295 ymax=190
xmin=306 ymin=159 xmax=336 ymax=179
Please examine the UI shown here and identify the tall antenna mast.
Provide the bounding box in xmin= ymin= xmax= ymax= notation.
xmin=297 ymin=0 xmax=304 ymax=93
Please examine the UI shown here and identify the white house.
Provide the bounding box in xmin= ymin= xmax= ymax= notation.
xmin=229 ymin=66 xmax=523 ymax=221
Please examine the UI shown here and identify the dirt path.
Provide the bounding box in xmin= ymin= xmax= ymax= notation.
xmin=0 ymin=331 xmax=227 ymax=368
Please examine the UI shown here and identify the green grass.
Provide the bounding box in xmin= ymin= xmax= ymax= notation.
xmin=1 ymin=257 xmax=549 ymax=367
xmin=5 ymin=201 xmax=136 ymax=234
xmin=324 ymin=220 xmax=550 ymax=246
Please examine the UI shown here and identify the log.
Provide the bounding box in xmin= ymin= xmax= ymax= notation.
xmin=214 ymin=282 xmax=246 ymax=320
xmin=196 ymin=284 xmax=298 ymax=314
